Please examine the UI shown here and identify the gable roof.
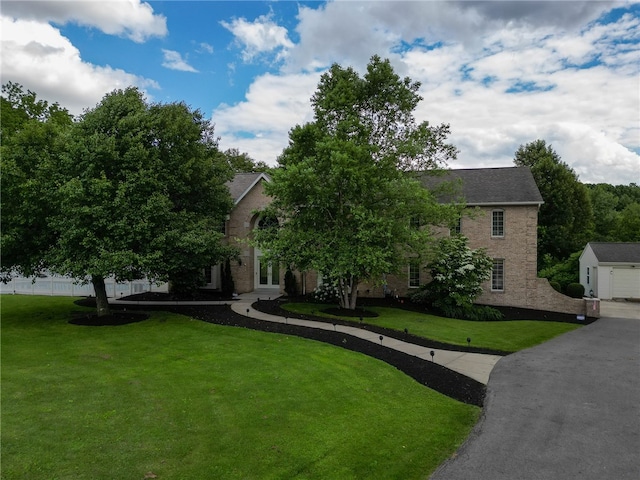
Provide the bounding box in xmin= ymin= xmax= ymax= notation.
xmin=420 ymin=167 xmax=543 ymax=206
xmin=587 ymin=242 xmax=640 ymax=263
xmin=226 ymin=172 xmax=271 ymax=205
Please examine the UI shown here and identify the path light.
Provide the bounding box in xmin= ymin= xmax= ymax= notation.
xmin=404 ymin=328 xmax=408 ymax=334
xmin=285 ymin=317 xmax=288 ymax=324
xmin=359 ymin=316 xmax=363 ymax=324
xmin=467 ymin=337 xmax=471 ymax=348
xmin=430 ymin=350 xmax=435 ymax=362
xmin=379 ymin=335 xmax=384 ymax=344
xmin=333 ymin=323 xmax=336 ymax=331
xmin=246 ymin=308 xmax=250 ymax=316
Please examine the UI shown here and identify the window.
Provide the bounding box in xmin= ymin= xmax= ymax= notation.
xmin=492 ymin=259 xmax=504 ymax=291
xmin=451 ymin=216 xmax=461 ymax=235
xmin=586 ymin=267 xmax=590 ymax=285
xmin=492 ymin=210 xmax=504 ymax=237
xmin=408 ymin=261 xmax=420 ymax=288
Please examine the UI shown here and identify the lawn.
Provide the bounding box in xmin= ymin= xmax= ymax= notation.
xmin=1 ymin=295 xmax=479 ymax=480
xmin=281 ymin=303 xmax=582 ymax=352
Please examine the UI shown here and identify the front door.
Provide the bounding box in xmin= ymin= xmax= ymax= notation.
xmin=255 ymin=249 xmax=279 ymax=289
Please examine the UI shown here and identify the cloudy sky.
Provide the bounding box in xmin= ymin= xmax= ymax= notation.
xmin=2 ymin=0 xmax=638 ymax=185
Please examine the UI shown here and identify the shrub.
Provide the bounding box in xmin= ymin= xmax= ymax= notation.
xmin=539 ymin=251 xmax=580 ymax=291
xmin=421 ymin=236 xmax=493 ymax=311
xmin=566 ymin=282 xmax=585 ymax=298
xmin=439 ymin=304 xmax=504 ymax=321
xmin=284 ymin=268 xmax=297 ymax=296
xmin=221 ymin=258 xmax=235 ymax=297
xmin=549 ymin=281 xmax=562 ymax=293
xmin=313 ymin=281 xmax=340 ymax=304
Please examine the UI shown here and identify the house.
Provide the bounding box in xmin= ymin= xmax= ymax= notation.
xmin=221 ymin=167 xmax=599 ymax=316
xmin=580 ymin=242 xmax=640 ymax=300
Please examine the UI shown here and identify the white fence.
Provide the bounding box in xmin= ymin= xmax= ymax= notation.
xmin=0 ymin=274 xmax=168 ymax=297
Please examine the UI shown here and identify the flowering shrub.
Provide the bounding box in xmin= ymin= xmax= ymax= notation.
xmin=313 ymin=280 xmax=341 ymax=304
xmin=412 ymin=236 xmax=493 ymax=311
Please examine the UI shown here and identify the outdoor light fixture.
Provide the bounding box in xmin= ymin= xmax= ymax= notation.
xmin=467 ymin=337 xmax=471 ymax=348
xmin=246 ymin=308 xmax=250 ymax=315
xmin=379 ymin=335 xmax=384 ymax=344
xmin=404 ymin=328 xmax=408 ymax=334
xmin=333 ymin=323 xmax=336 ymax=331
xmin=430 ymin=350 xmax=435 ymax=362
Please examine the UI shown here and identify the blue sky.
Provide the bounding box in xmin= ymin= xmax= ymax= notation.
xmin=2 ymin=1 xmax=639 ymax=185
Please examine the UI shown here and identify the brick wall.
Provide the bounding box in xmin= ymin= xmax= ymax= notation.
xmin=226 ymin=180 xmax=276 ymax=294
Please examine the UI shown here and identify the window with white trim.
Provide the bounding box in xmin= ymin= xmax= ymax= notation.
xmin=492 ymin=259 xmax=504 ymax=291
xmin=451 ymin=216 xmax=461 ymax=235
xmin=408 ymin=261 xmax=420 ymax=288
xmin=492 ymin=210 xmax=504 ymax=237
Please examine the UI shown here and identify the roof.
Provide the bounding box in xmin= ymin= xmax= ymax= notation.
xmin=419 ymin=167 xmax=544 ymax=206
xmin=587 ymin=242 xmax=640 ymax=263
xmin=226 ymin=172 xmax=271 ymax=204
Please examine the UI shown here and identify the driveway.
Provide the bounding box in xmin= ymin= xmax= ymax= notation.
xmin=430 ymin=313 xmax=640 ymax=480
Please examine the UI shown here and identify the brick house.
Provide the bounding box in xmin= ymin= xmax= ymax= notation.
xmin=220 ymin=168 xmax=599 ymax=316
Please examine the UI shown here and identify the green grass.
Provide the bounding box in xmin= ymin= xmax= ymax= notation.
xmin=1 ymin=295 xmax=479 ymax=480
xmin=282 ymin=303 xmax=582 ymax=352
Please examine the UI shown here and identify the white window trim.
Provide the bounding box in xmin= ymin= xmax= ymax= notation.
xmin=492 ymin=258 xmax=505 ymax=292
xmin=491 ymin=209 xmax=505 ymax=238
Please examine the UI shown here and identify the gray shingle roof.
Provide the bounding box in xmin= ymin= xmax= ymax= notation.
xmin=588 ymin=242 xmax=640 ymax=263
xmin=420 ymin=167 xmax=543 ymax=205
xmin=226 ymin=173 xmax=271 ymax=203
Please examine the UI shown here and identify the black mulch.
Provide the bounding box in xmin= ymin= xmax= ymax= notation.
xmin=73 ymin=296 xmax=486 ymax=406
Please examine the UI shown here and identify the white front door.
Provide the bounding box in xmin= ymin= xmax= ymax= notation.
xmin=255 ymin=249 xmax=279 ymax=289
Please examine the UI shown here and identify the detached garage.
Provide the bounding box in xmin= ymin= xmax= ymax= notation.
xmin=580 ymin=242 xmax=640 ymax=300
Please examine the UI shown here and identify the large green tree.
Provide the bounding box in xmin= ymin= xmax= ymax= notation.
xmin=255 ymin=56 xmax=459 ymax=309
xmin=586 ymin=183 xmax=640 ymax=242
xmin=1 ymin=83 xmax=73 ymax=281
xmin=514 ymin=139 xmax=593 ymax=269
xmin=1 ymin=86 xmax=235 ymax=315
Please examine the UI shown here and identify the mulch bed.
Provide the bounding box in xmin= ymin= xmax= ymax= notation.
xmin=70 ymin=294 xmax=595 ymax=405
xmin=73 ymin=296 xmax=486 ymax=406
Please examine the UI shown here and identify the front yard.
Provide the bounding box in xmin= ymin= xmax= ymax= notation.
xmin=280 ymin=303 xmax=582 ymax=353
xmin=1 ymin=295 xmax=478 ymax=480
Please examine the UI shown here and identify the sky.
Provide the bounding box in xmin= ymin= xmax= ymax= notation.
xmin=2 ymin=0 xmax=639 ymax=185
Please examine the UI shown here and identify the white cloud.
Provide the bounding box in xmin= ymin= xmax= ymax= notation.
xmin=161 ymin=49 xmax=198 ymax=72
xmin=217 ymin=1 xmax=639 ymax=185
xmin=213 ymin=72 xmax=320 ymax=163
xmin=199 ymin=42 xmax=214 ymax=54
xmin=1 ymin=0 xmax=167 ymax=42
xmin=221 ymin=13 xmax=293 ymax=62
xmin=1 ymin=16 xmax=159 ymax=115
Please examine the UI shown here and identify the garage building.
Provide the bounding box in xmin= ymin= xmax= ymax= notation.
xmin=580 ymin=242 xmax=640 ymax=300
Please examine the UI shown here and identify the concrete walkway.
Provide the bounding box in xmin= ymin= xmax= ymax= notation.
xmin=111 ymin=290 xmax=502 ymax=384
xmin=230 ymin=291 xmax=502 ymax=385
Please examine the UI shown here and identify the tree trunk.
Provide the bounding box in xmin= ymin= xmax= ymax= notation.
xmin=338 ymin=275 xmax=359 ymax=310
xmin=92 ymin=275 xmax=111 ymax=317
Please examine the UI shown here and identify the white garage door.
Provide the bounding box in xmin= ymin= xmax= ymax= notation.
xmin=612 ymin=268 xmax=640 ymax=299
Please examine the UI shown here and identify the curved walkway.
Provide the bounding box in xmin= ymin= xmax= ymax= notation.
xmin=430 ymin=312 xmax=640 ymax=480
xmin=230 ymin=291 xmax=502 ymax=384
xmin=111 ymin=290 xmax=502 ymax=384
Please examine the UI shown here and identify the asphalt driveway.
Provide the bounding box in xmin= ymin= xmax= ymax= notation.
xmin=430 ymin=314 xmax=640 ymax=480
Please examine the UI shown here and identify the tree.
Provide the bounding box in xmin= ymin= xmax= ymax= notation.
xmin=254 ymin=56 xmax=459 ymax=309
xmin=222 ymin=148 xmax=272 ymax=173
xmin=586 ymin=183 xmax=640 ymax=242
xmin=410 ymin=235 xmax=493 ymax=311
xmin=1 ymin=86 xmax=235 ymax=315
xmin=617 ymin=202 xmax=640 ymax=241
xmin=514 ymin=139 xmax=593 ymax=269
xmin=1 ymin=83 xmax=73 ymax=282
